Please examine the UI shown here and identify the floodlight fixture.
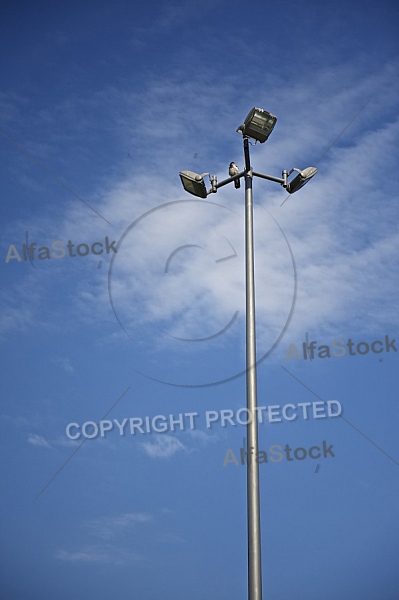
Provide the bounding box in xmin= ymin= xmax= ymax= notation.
xmin=179 ymin=170 xmax=208 ymax=199
xmin=286 ymin=166 xmax=318 ymax=194
xmin=237 ymin=107 xmax=277 ymax=143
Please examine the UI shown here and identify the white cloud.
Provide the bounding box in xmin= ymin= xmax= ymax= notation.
xmin=185 ymin=429 xmax=218 ymax=445
xmin=27 ymin=433 xmax=81 ymax=449
xmin=1 ymin=58 xmax=398 ymax=369
xmin=86 ymin=513 xmax=152 ymax=541
xmin=52 ymin=357 xmax=75 ymax=374
xmin=57 ymin=544 xmax=143 ymax=565
xmin=27 ymin=434 xmax=52 ymax=449
xmin=51 ymin=436 xmax=80 ymax=448
xmin=141 ymin=435 xmax=186 ymax=458
xmin=89 ymin=61 xmax=399 ymax=359
xmin=0 ymin=305 xmax=34 ymax=338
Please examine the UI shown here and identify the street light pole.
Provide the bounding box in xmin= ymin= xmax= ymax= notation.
xmin=244 ymin=137 xmax=263 ymax=600
xmin=179 ymin=107 xmax=317 ymax=600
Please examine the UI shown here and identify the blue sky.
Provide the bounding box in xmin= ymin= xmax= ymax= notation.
xmin=0 ymin=1 xmax=398 ymax=598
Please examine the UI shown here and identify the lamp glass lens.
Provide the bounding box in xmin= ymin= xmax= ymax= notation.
xmin=251 ymin=111 xmax=275 ymax=132
xmin=183 ymin=179 xmax=197 ymax=195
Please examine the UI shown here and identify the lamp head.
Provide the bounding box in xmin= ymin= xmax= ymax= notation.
xmin=179 ymin=170 xmax=208 ymax=199
xmin=237 ymin=107 xmax=277 ymax=143
xmin=286 ymin=166 xmax=318 ymax=194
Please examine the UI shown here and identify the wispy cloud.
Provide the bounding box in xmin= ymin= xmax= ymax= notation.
xmin=57 ymin=512 xmax=152 ymax=566
xmin=0 ymin=304 xmax=34 ymax=338
xmin=57 ymin=544 xmax=143 ymax=565
xmin=1 ymin=58 xmax=398 ymax=372
xmin=86 ymin=513 xmax=152 ymax=541
xmin=27 ymin=434 xmax=52 ymax=449
xmin=52 ymin=357 xmax=75 ymax=374
xmin=141 ymin=435 xmax=186 ymax=458
xmin=89 ymin=61 xmax=399 ymax=364
xmin=27 ymin=433 xmax=81 ymax=449
xmin=51 ymin=436 xmax=80 ymax=448
xmin=185 ymin=429 xmax=218 ymax=445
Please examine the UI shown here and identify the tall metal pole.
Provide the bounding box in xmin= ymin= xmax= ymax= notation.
xmin=244 ymin=138 xmax=262 ymax=600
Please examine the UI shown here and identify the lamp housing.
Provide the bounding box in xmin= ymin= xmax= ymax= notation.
xmin=237 ymin=107 xmax=277 ymax=143
xmin=179 ymin=170 xmax=208 ymax=199
xmin=286 ymin=166 xmax=318 ymax=194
